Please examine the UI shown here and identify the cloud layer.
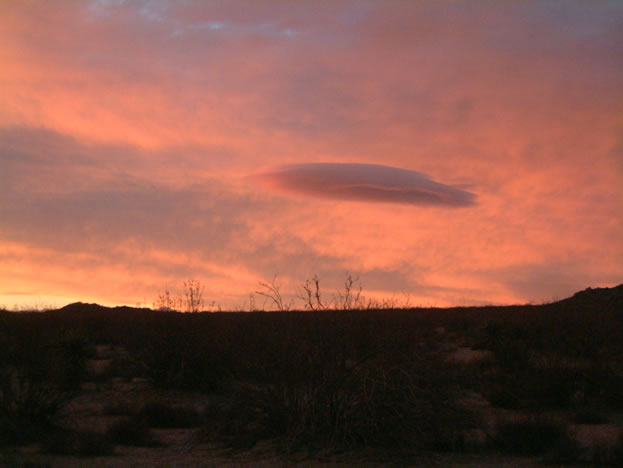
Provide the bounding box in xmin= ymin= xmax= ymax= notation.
xmin=0 ymin=1 xmax=621 ymax=308
xmin=258 ymin=163 xmax=476 ymax=207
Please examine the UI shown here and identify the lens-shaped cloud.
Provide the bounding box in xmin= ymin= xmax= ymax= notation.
xmin=257 ymin=163 xmax=476 ymax=207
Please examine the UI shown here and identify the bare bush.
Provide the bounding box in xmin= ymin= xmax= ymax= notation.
xmin=107 ymin=417 xmax=161 ymax=447
xmin=153 ymin=288 xmax=177 ymax=311
xmin=153 ymin=279 xmax=205 ymax=313
xmin=256 ymin=275 xmax=293 ymax=311
xmin=298 ymin=274 xmax=328 ymax=311
xmin=0 ymin=346 xmax=75 ymax=445
xmin=183 ymin=279 xmax=204 ymax=313
xmin=333 ymin=273 xmax=363 ymax=310
xmin=494 ymin=417 xmax=574 ymax=456
xmin=203 ymin=355 xmax=471 ymax=451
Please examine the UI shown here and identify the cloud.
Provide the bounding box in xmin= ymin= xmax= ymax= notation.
xmin=0 ymin=127 xmax=252 ymax=255
xmin=1 ymin=2 xmax=622 ymax=308
xmin=257 ymin=163 xmax=476 ymax=207
xmin=486 ymin=261 xmax=623 ymax=304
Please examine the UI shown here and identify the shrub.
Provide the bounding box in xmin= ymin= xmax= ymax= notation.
xmin=202 ymin=356 xmax=473 ymax=452
xmin=102 ymin=401 xmax=132 ymax=416
xmin=487 ymin=387 xmax=521 ymax=409
xmin=53 ymin=329 xmax=90 ymax=390
xmin=491 ymin=339 xmax=530 ymax=372
xmin=0 ymin=348 xmax=74 ymax=445
xmin=138 ymin=402 xmax=203 ymax=428
xmin=43 ymin=429 xmax=115 ymax=457
xmin=106 ymin=417 xmax=161 ymax=447
xmin=0 ymin=414 xmax=48 ymax=447
xmin=493 ymin=417 xmax=572 ymax=456
xmin=572 ymin=409 xmax=611 ymax=425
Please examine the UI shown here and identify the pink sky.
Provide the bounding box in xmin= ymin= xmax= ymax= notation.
xmin=1 ymin=0 xmax=622 ymax=309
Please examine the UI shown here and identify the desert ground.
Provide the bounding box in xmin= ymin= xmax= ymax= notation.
xmin=2 ymin=285 xmax=623 ymax=466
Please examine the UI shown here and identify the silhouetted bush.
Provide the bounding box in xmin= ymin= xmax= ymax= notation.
xmin=0 ymin=337 xmax=75 ymax=446
xmin=493 ymin=418 xmax=571 ymax=456
xmin=43 ymin=429 xmax=115 ymax=457
xmin=53 ymin=329 xmax=89 ymax=390
xmin=102 ymin=400 xmax=132 ymax=416
xmin=0 ymin=415 xmax=49 ymax=447
xmin=572 ymin=409 xmax=611 ymax=425
xmin=487 ymin=387 xmax=521 ymax=409
xmin=138 ymin=402 xmax=204 ymax=428
xmin=132 ymin=319 xmax=226 ymax=392
xmin=202 ymin=353 xmax=473 ymax=452
xmin=106 ymin=417 xmax=161 ymax=447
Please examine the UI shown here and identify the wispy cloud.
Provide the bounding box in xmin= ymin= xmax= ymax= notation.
xmin=257 ymin=163 xmax=476 ymax=207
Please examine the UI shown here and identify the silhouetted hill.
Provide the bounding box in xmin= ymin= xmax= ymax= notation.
xmin=553 ymin=284 xmax=623 ymax=309
xmin=48 ymin=284 xmax=623 ymax=316
xmin=58 ymin=302 xmax=108 ymax=314
xmin=55 ymin=301 xmax=167 ymax=317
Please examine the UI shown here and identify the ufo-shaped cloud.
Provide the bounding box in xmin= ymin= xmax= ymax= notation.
xmin=257 ymin=163 xmax=476 ymax=207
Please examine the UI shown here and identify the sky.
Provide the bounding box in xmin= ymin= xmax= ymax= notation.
xmin=1 ymin=0 xmax=622 ymax=310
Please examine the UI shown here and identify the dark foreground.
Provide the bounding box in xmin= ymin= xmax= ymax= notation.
xmin=1 ymin=285 xmax=623 ymax=466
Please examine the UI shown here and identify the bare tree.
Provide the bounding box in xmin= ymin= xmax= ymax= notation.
xmin=183 ymin=279 xmax=204 ymax=313
xmin=153 ymin=288 xmax=177 ymax=311
xmin=334 ymin=273 xmax=363 ymax=310
xmin=256 ymin=275 xmax=292 ymax=311
xmin=297 ymin=274 xmax=328 ymax=311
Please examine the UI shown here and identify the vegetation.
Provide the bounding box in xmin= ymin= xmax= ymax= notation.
xmin=106 ymin=417 xmax=161 ymax=447
xmin=0 ymin=283 xmax=622 ymax=464
xmin=137 ymin=401 xmax=204 ymax=428
xmin=492 ymin=417 xmax=572 ymax=455
xmin=43 ymin=429 xmax=115 ymax=457
xmin=0 ymin=324 xmax=83 ymax=446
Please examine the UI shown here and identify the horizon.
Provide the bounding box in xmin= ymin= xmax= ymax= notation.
xmin=1 ymin=1 xmax=622 ymax=309
xmin=3 ymin=282 xmax=621 ymax=314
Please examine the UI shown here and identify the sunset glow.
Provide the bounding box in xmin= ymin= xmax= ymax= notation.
xmin=1 ymin=1 xmax=622 ymax=309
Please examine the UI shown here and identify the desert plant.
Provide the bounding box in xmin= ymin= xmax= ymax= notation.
xmin=493 ymin=417 xmax=572 ymax=456
xmin=138 ymin=401 xmax=203 ymax=428
xmin=256 ymin=275 xmax=293 ymax=311
xmin=183 ymin=279 xmax=204 ymax=313
xmin=53 ymin=328 xmax=89 ymax=389
xmin=153 ymin=288 xmax=177 ymax=311
xmin=202 ymin=353 xmax=472 ymax=452
xmin=153 ymin=279 xmax=205 ymax=312
xmin=333 ymin=273 xmax=363 ymax=310
xmin=106 ymin=417 xmax=161 ymax=447
xmin=486 ymin=387 xmax=521 ymax=409
xmin=43 ymin=429 xmax=115 ymax=457
xmin=298 ymin=274 xmax=328 ymax=311
xmin=0 ymin=340 xmax=75 ymax=445
xmin=572 ymin=409 xmax=611 ymax=424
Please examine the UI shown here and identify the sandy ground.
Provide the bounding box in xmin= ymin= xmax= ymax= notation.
xmin=0 ymin=381 xmax=566 ymax=468
xmin=2 ymin=341 xmax=621 ymax=467
xmin=1 ymin=444 xmax=545 ymax=468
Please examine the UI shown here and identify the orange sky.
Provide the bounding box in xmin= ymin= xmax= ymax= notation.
xmin=1 ymin=0 xmax=622 ymax=310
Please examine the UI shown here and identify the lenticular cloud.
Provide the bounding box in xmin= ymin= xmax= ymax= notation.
xmin=257 ymin=163 xmax=476 ymax=207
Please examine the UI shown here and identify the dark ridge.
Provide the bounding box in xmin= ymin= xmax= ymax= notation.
xmin=49 ymin=302 xmax=175 ymax=321
xmin=58 ymin=302 xmax=107 ymax=314
xmin=35 ymin=283 xmax=623 ymax=316
xmin=553 ymin=284 xmax=623 ymax=308
xmin=56 ymin=302 xmax=161 ymax=314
